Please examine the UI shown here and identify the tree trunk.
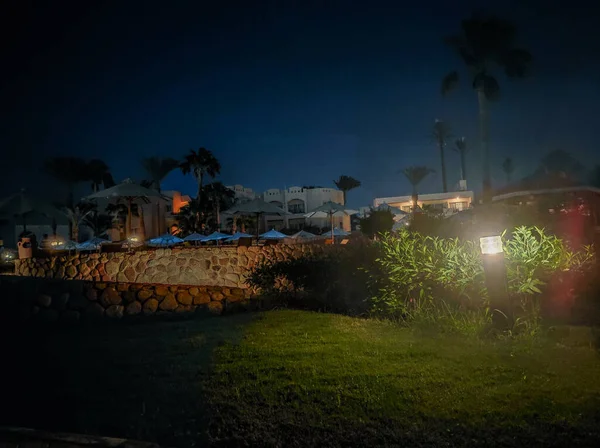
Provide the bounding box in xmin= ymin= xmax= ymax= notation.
xmin=478 ymin=88 xmax=491 ymax=203
xmin=411 ymin=185 xmax=418 ymax=214
xmin=460 ymin=152 xmax=467 ymax=181
xmin=196 ymin=175 xmax=203 ymax=230
xmin=127 ymin=199 xmax=133 ymax=239
xmin=439 ymin=143 xmax=448 ymax=193
xmin=342 ymin=190 xmax=347 ymax=205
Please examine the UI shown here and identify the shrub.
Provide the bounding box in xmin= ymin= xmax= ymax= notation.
xmin=246 ymin=244 xmax=381 ymax=315
xmin=369 ymin=226 xmax=595 ymax=335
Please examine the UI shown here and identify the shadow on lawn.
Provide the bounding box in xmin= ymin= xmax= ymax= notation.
xmin=0 ymin=313 xmax=256 ymax=447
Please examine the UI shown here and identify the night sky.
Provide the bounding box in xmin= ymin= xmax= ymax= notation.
xmin=1 ymin=0 xmax=599 ymax=208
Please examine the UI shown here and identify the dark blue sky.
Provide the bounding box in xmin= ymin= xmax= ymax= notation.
xmin=1 ymin=0 xmax=599 ymax=207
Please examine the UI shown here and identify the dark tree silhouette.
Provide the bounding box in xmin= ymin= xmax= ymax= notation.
xmin=502 ymin=157 xmax=515 ymax=183
xmin=333 ymin=175 xmax=361 ymax=205
xmin=442 ymin=15 xmax=533 ymax=202
xmin=453 ymin=137 xmax=468 ymax=182
xmin=401 ymin=166 xmax=435 ymax=213
xmin=433 ymin=120 xmax=451 ymax=192
xmin=141 ymin=157 xmax=179 ymax=193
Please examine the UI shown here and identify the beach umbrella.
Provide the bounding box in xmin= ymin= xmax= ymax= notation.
xmin=202 ymin=231 xmax=231 ymax=242
xmin=259 ymin=229 xmax=287 ymax=240
xmin=223 ymin=198 xmax=290 ymax=239
xmin=147 ymin=233 xmax=184 ymax=247
xmin=320 ymin=228 xmax=350 ymax=238
xmin=290 ymin=230 xmax=316 ymax=239
xmin=225 ymin=231 xmax=254 ymax=242
xmin=76 ymin=237 xmax=110 ymax=251
xmin=183 ymin=232 xmax=206 ymax=242
xmin=304 ymin=201 xmax=357 ymax=243
xmin=86 ymin=179 xmax=162 ymax=239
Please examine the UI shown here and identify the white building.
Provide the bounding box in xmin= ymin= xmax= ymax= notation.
xmin=226 ymin=185 xmax=351 ymax=231
xmin=373 ymin=190 xmax=474 ymax=215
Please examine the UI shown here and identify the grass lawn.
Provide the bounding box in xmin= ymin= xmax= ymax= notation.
xmin=2 ymin=311 xmax=600 ymax=447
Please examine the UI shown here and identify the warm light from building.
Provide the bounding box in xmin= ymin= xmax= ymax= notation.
xmin=479 ymin=236 xmax=503 ymax=255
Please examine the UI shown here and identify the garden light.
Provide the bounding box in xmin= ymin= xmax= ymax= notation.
xmin=479 ymin=236 xmax=503 ymax=255
xmin=479 ymin=234 xmax=510 ymax=329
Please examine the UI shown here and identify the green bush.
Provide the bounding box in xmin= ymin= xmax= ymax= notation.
xmin=369 ymin=226 xmax=595 ymax=335
xmin=247 ymin=244 xmax=381 ymax=315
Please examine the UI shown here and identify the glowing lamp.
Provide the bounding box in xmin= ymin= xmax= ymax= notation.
xmin=479 ymin=236 xmax=503 ymax=255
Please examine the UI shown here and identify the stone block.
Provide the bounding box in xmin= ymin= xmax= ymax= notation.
xmin=155 ymin=285 xmax=169 ymax=296
xmin=207 ymin=301 xmax=223 ymax=315
xmin=177 ymin=291 xmax=193 ymax=305
xmin=193 ymin=292 xmax=211 ymax=304
xmin=143 ymin=298 xmax=159 ymax=314
xmin=159 ymin=294 xmax=178 ymax=311
xmin=106 ymin=304 xmax=124 ymax=319
xmin=100 ymin=287 xmax=122 ymax=306
xmin=137 ymin=289 xmax=153 ymax=302
xmin=86 ymin=288 xmax=98 ymax=301
xmin=125 ymin=301 xmax=142 ymax=315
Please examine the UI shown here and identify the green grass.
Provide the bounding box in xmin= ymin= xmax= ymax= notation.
xmin=2 ymin=311 xmax=600 ymax=447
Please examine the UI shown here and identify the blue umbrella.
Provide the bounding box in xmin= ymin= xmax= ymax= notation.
xmin=183 ymin=232 xmax=206 ymax=242
xmin=320 ymin=228 xmax=349 ymax=238
xmin=259 ymin=229 xmax=287 ymax=239
xmin=148 ymin=233 xmax=184 ymax=247
xmin=202 ymin=231 xmax=231 ymax=242
xmin=55 ymin=240 xmax=78 ymax=251
xmin=225 ymin=231 xmax=254 ymax=242
xmin=76 ymin=237 xmax=110 ymax=251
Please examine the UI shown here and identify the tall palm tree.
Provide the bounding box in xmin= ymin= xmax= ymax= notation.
xmin=442 ymin=15 xmax=533 ymax=202
xmin=333 ymin=175 xmax=361 ymax=205
xmin=401 ymin=166 xmax=435 ymax=213
xmin=204 ymin=182 xmax=235 ymax=231
xmin=453 ymin=137 xmax=468 ymax=182
xmin=179 ymin=148 xmax=221 ymax=206
xmin=502 ymin=157 xmax=515 ymax=184
xmin=86 ymin=159 xmax=111 ymax=192
xmin=141 ymin=157 xmax=179 ymax=192
xmin=61 ymin=201 xmax=96 ymax=242
xmin=433 ymin=119 xmax=451 ymax=192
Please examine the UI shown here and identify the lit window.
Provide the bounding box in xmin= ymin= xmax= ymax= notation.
xmin=450 ymin=202 xmax=468 ymax=211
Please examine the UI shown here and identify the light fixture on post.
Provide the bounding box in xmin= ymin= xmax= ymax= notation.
xmin=479 ymin=234 xmax=511 ymax=329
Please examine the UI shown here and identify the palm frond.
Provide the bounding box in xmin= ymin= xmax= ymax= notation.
xmin=441 ymin=71 xmax=459 ymax=96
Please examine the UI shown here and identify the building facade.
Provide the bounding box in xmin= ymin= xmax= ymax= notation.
xmin=226 ymin=185 xmax=351 ymax=231
xmin=373 ymin=191 xmax=475 ymax=215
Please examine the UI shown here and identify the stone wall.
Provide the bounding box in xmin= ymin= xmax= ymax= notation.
xmin=14 ymin=245 xmax=325 ymax=288
xmin=0 ymin=276 xmax=259 ymax=323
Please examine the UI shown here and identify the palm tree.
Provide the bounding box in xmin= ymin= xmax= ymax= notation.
xmin=453 ymin=137 xmax=468 ymax=182
xmin=433 ymin=119 xmax=451 ymax=192
xmin=62 ymin=202 xmax=95 ymax=242
xmin=179 ymin=148 xmax=221 ymax=206
xmin=502 ymin=157 xmax=515 ymax=184
xmin=401 ymin=166 xmax=435 ymax=213
xmin=141 ymin=157 xmax=179 ymax=192
xmin=442 ymin=15 xmax=533 ymax=202
xmin=333 ymin=175 xmax=361 ymax=205
xmin=86 ymin=159 xmax=111 ymax=192
xmin=204 ymin=182 xmax=235 ymax=231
